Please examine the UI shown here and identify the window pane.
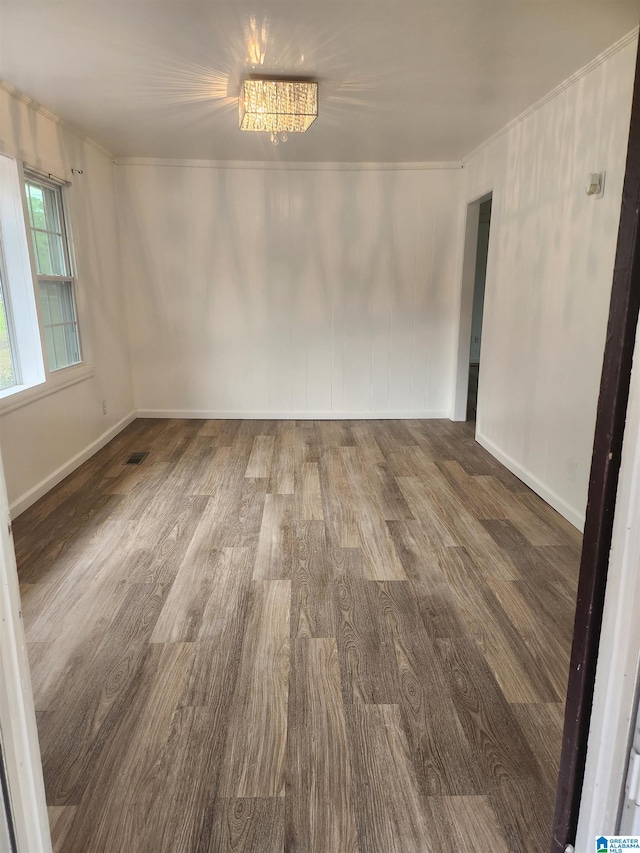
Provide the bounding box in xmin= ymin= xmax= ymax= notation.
xmin=33 ymin=230 xmax=52 ymax=275
xmin=46 ymin=281 xmax=62 ymax=323
xmin=39 ymin=282 xmax=51 ymax=325
xmin=43 ymin=186 xmax=62 ymax=234
xmin=47 ymin=232 xmax=66 ymax=276
xmin=52 ymin=325 xmax=68 ymax=369
xmin=64 ymin=323 xmax=80 ymax=364
xmin=58 ymin=281 xmax=76 ymax=322
xmin=26 ymin=183 xmax=46 ymax=230
xmin=39 ymin=280 xmax=81 ymax=371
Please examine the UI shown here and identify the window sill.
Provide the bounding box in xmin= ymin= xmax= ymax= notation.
xmin=0 ymin=363 xmax=95 ymax=416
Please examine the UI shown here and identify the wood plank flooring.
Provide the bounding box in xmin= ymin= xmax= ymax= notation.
xmin=14 ymin=418 xmax=582 ymax=853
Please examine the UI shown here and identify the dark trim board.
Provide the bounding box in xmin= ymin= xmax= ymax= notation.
xmin=551 ymin=35 xmax=640 ymax=851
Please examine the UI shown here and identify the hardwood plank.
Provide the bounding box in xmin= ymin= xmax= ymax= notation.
xmin=298 ymin=462 xmax=324 ymax=521
xmin=511 ymin=703 xmax=565 ymax=783
xmin=318 ymin=447 xmax=361 ymax=550
xmin=372 ymin=581 xmax=482 ymax=796
xmin=38 ymin=582 xmax=170 ymax=804
xmin=345 ymin=704 xmax=430 ymax=853
xmin=485 ymin=577 xmax=571 ymax=701
xmin=151 ymin=546 xmax=224 ymax=643
xmin=489 ymin=777 xmax=557 ymax=853
xmin=330 ymin=546 xmax=366 ymax=581
xmin=253 ymin=495 xmax=294 ymax=580
xmin=196 ymin=419 xmax=242 ymax=444
xmin=437 ymin=547 xmax=559 ymax=703
xmin=245 ymin=435 xmax=275 ymax=479
xmin=205 ymin=799 xmax=284 ymax=853
xmin=220 ymin=476 xmax=267 ymax=548
xmin=21 ymin=519 xmax=138 ymax=642
xmin=386 ymin=518 xmax=446 ymax=582
xmin=434 ymin=637 xmax=543 ymax=785
xmin=113 ymin=494 xmax=210 ymax=585
xmin=27 ymin=578 xmax=133 ymax=711
xmin=435 ymin=460 xmax=510 ymax=520
xmin=340 ymin=448 xmax=407 ymax=580
xmin=140 ymin=706 xmax=254 ymax=853
xmin=286 ymin=639 xmax=358 ymax=853
xmin=182 ymin=548 xmax=257 ymax=707
xmin=290 ymin=521 xmax=335 ymax=639
xmin=316 ymin=421 xmax=355 ymax=447
xmin=370 ymin=420 xmax=417 ymax=453
xmin=346 ymin=427 xmax=413 ymax=520
xmin=396 ymin=476 xmax=458 ymax=548
xmin=371 ymin=465 xmax=415 ymax=521
xmin=61 ymin=642 xmax=196 ymax=851
xmin=48 ymin=805 xmax=77 ymax=853
xmin=333 ymin=575 xmax=400 ymax=704
xmin=424 ymin=796 xmax=509 ymax=853
xmin=398 ymin=468 xmax=519 ymax=580
xmin=192 ymin=440 xmax=253 ymax=499
xmin=269 ymin=424 xmax=296 ymax=495
xmin=17 ymin=492 xmax=122 ymax=584
xmin=350 ymin=423 xmax=385 ymax=464
xmin=482 ymin=520 xmax=579 ymax=645
xmin=219 ymin=580 xmax=291 ymax=798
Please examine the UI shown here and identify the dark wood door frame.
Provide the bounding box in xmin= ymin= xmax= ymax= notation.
xmin=551 ymin=35 xmax=640 ymax=851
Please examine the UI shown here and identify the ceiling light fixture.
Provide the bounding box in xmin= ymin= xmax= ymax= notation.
xmin=239 ymin=79 xmax=318 ymax=146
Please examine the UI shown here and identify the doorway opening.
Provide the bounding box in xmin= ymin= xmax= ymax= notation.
xmin=452 ymin=190 xmax=493 ymax=422
xmin=467 ymin=198 xmax=492 ymax=421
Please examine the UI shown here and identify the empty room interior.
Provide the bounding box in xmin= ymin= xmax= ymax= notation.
xmin=2 ymin=1 xmax=640 ymax=851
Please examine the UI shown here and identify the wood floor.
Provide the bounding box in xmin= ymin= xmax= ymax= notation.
xmin=14 ymin=418 xmax=582 ymax=853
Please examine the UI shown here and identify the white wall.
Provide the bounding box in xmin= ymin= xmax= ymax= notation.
xmin=0 ymin=88 xmax=135 ymax=514
xmin=117 ymin=163 xmax=462 ymax=418
xmin=460 ymin=36 xmax=637 ymax=528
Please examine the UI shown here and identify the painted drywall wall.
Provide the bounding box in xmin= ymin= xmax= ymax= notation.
xmin=0 ymin=88 xmax=135 ymax=513
xmin=117 ymin=164 xmax=462 ymax=418
xmin=461 ymin=36 xmax=637 ymax=528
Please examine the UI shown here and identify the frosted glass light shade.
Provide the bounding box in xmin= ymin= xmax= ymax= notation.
xmin=239 ymin=80 xmax=318 ymax=134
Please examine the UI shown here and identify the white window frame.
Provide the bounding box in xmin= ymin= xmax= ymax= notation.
xmin=0 ymin=156 xmax=94 ymax=415
xmin=23 ymin=169 xmax=83 ymax=374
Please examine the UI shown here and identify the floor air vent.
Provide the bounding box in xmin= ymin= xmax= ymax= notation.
xmin=126 ymin=452 xmax=148 ymax=465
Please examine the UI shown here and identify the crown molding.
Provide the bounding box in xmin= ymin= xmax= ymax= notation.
xmin=113 ymin=157 xmax=462 ymax=171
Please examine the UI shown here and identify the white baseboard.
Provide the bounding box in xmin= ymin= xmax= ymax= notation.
xmin=10 ymin=411 xmax=137 ymax=518
xmin=135 ymin=409 xmax=450 ymax=420
xmin=476 ymin=430 xmax=585 ymax=531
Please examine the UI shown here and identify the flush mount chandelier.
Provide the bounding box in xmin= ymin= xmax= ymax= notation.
xmin=239 ymin=79 xmax=318 ymax=146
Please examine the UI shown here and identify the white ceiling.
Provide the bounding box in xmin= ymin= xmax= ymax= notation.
xmin=1 ymin=1 xmax=639 ymax=163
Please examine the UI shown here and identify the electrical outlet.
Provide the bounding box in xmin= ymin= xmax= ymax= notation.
xmin=102 ymin=399 xmax=107 ymax=416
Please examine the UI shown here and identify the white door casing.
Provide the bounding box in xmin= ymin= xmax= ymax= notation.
xmin=0 ymin=448 xmax=50 ymax=852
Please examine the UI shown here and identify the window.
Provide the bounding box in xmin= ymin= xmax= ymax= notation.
xmin=24 ymin=175 xmax=81 ymax=371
